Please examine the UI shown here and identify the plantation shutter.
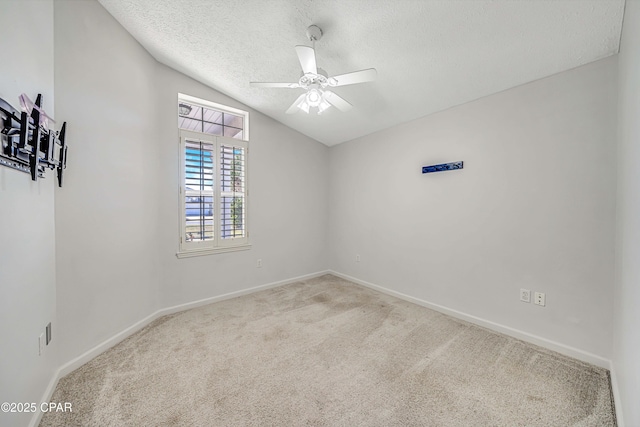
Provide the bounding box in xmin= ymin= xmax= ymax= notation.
xmin=220 ymin=143 xmax=246 ymax=240
xmin=178 ymin=126 xmax=249 ymax=256
xmin=184 ymin=139 xmax=214 ymax=243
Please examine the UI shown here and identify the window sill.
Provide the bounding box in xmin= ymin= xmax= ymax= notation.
xmin=176 ymin=243 xmax=252 ymax=259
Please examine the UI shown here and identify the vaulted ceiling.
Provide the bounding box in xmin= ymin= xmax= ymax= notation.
xmin=98 ymin=0 xmax=625 ymax=146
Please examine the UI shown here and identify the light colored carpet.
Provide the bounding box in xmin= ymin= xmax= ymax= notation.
xmin=40 ymin=274 xmax=616 ymax=426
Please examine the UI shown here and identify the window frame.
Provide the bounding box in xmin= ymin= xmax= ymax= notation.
xmin=176 ymin=96 xmax=250 ymax=258
xmin=178 ymin=93 xmax=248 ymax=140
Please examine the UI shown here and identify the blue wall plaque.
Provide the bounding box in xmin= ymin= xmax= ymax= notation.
xmin=422 ymin=161 xmax=463 ymax=174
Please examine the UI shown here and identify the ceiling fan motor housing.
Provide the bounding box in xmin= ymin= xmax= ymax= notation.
xmin=299 ymin=68 xmax=329 ymax=88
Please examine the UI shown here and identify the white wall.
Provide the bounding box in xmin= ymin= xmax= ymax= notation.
xmin=52 ymin=0 xmax=329 ymax=367
xmin=53 ymin=0 xmax=161 ymax=364
xmin=0 ymin=1 xmax=57 ymax=427
xmin=613 ymin=1 xmax=640 ymax=425
xmin=155 ymin=64 xmax=329 ymax=307
xmin=329 ymin=57 xmax=618 ymax=360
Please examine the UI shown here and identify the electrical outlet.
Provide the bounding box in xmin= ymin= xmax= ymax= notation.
xmin=46 ymin=322 xmax=52 ymax=345
xmin=38 ymin=333 xmax=44 ymax=356
xmin=356 ymin=254 xmax=361 ymax=262
xmin=520 ymin=288 xmax=531 ymax=303
xmin=256 ymin=259 xmax=262 ymax=268
xmin=534 ymin=292 xmax=546 ymax=306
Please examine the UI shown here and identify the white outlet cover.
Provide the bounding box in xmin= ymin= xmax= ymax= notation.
xmin=520 ymin=288 xmax=531 ymax=303
xmin=534 ymin=292 xmax=546 ymax=306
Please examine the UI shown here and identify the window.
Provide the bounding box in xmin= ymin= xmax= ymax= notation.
xmin=177 ymin=94 xmax=250 ymax=257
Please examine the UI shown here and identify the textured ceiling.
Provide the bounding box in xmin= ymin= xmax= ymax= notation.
xmin=98 ymin=0 xmax=625 ymax=146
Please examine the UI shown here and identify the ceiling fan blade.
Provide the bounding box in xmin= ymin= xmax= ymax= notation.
xmin=328 ymin=68 xmax=377 ymax=87
xmin=250 ymin=82 xmax=300 ymax=88
xmin=286 ymin=93 xmax=308 ymax=114
xmin=323 ymin=91 xmax=352 ymax=112
xmin=295 ymin=45 xmax=317 ymax=75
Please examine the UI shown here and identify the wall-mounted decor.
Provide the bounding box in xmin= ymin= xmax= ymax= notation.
xmin=0 ymin=93 xmax=67 ymax=186
xmin=422 ymin=161 xmax=463 ymax=174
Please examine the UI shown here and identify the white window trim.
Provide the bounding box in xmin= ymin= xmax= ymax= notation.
xmin=176 ymin=128 xmax=251 ymax=258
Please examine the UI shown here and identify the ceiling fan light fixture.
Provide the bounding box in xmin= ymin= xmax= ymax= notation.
xmin=298 ymin=89 xmax=331 ymax=114
xmin=317 ymin=98 xmax=331 ymax=114
xmin=306 ymin=89 xmax=322 ymax=107
xmin=297 ymin=98 xmax=311 ymax=113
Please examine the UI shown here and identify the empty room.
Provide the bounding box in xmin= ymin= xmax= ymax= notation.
xmin=1 ymin=0 xmax=639 ymax=426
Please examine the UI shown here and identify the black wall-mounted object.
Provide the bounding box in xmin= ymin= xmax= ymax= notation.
xmin=0 ymin=94 xmax=67 ymax=186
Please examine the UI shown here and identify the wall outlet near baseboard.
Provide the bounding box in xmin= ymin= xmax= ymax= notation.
xmin=534 ymin=292 xmax=546 ymax=306
xmin=356 ymin=254 xmax=361 ymax=262
xmin=256 ymin=259 xmax=262 ymax=268
xmin=520 ymin=288 xmax=531 ymax=303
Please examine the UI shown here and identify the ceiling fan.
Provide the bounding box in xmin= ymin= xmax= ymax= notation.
xmin=250 ymin=25 xmax=377 ymax=115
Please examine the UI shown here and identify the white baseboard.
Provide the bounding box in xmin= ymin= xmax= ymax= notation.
xmin=159 ymin=270 xmax=329 ymax=316
xmin=609 ymin=364 xmax=624 ymax=426
xmin=329 ymin=270 xmax=612 ymax=370
xmin=29 ymin=270 xmax=329 ymax=427
xmin=29 ymin=366 xmax=62 ymax=427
